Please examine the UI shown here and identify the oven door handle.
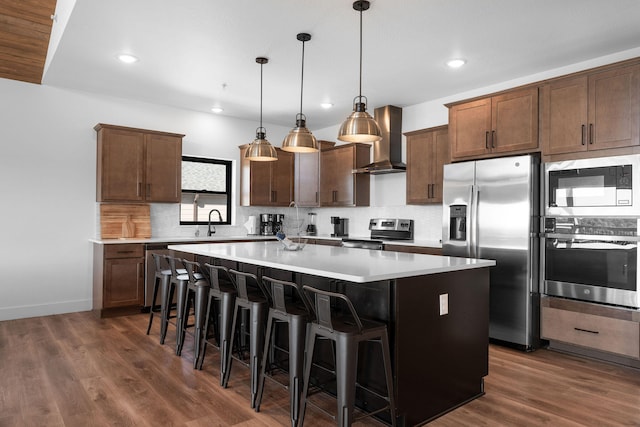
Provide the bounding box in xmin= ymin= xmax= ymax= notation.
xmin=544 ymin=233 xmax=639 ymax=242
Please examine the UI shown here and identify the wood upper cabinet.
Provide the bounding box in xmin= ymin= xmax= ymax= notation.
xmin=541 ymin=63 xmax=640 ymax=155
xmin=95 ymin=124 xmax=183 ymax=203
xmin=320 ymin=143 xmax=370 ymax=207
xmin=294 ymin=140 xmax=335 ymax=207
xmin=448 ymin=87 xmax=538 ymax=160
xmin=405 ymin=126 xmax=449 ymax=204
xmin=239 ymin=145 xmax=294 ymax=206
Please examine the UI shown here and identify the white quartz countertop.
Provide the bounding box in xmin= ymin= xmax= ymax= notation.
xmin=168 ymin=241 xmax=494 ymax=283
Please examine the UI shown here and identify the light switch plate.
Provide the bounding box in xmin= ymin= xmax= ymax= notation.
xmin=439 ymin=293 xmax=449 ymax=316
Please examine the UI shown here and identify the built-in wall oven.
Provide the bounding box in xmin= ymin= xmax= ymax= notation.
xmin=543 ymin=154 xmax=640 ymax=308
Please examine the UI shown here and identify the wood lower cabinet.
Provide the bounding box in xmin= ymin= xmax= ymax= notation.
xmin=95 ymin=124 xmax=183 ymax=203
xmin=320 ymin=143 xmax=371 ymax=207
xmin=93 ymin=243 xmax=145 ymax=317
xmin=448 ymin=87 xmax=539 ymax=160
xmin=541 ymin=296 xmax=640 ymax=360
xmin=294 ymin=140 xmax=335 ymax=207
xmin=239 ymin=145 xmax=294 ymax=206
xmin=541 ymin=63 xmax=640 ymax=156
xmin=405 ymin=126 xmax=449 ymax=204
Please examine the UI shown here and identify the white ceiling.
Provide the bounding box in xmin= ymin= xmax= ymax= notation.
xmin=43 ymin=0 xmax=640 ymax=130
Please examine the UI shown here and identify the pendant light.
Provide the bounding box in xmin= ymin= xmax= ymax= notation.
xmin=245 ymin=57 xmax=278 ymax=161
xmin=337 ymin=0 xmax=382 ymax=143
xmin=282 ymin=33 xmax=318 ymax=153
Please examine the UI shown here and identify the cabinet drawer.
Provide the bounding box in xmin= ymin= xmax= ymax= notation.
xmin=541 ymin=306 xmax=640 ymax=359
xmin=104 ymin=244 xmax=144 ymax=259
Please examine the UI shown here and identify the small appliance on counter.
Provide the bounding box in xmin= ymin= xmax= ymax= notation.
xmin=260 ymin=213 xmax=273 ymax=235
xmin=331 ymin=216 xmax=348 ymax=237
xmin=243 ymin=215 xmax=258 ymax=235
xmin=306 ymin=212 xmax=317 ymax=235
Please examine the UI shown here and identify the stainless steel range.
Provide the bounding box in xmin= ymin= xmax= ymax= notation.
xmin=341 ymin=218 xmax=414 ymax=249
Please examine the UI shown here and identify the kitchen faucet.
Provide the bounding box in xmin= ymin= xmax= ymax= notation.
xmin=208 ymin=209 xmax=222 ymax=236
xmin=289 ymin=201 xmax=300 ymax=236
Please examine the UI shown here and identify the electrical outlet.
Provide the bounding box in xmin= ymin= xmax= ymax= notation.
xmin=439 ymin=293 xmax=449 ymax=316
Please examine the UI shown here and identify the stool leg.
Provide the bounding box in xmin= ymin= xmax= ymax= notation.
xmin=380 ymin=332 xmax=397 ymax=427
xmin=299 ymin=326 xmax=317 ymax=427
xmin=175 ymin=281 xmax=189 ymax=356
xmin=159 ymin=277 xmax=173 ymax=345
xmin=288 ymin=316 xmax=307 ymax=427
xmin=197 ymin=293 xmax=214 ymax=370
xmin=222 ymin=303 xmax=240 ymax=388
xmin=255 ymin=311 xmax=275 ymax=412
xmin=250 ymin=302 xmax=267 ymax=409
xmin=335 ymin=336 xmax=358 ymax=427
xmin=146 ymin=276 xmax=161 ymax=335
xmin=193 ymin=285 xmax=208 ymax=368
xmin=218 ymin=292 xmax=235 ymax=383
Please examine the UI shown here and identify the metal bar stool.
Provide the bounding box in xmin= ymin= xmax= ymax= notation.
xmin=147 ymin=253 xmax=186 ymax=339
xmin=254 ymin=276 xmax=314 ymax=427
xmin=160 ymin=256 xmax=195 ymax=353
xmin=196 ymin=262 xmax=237 ymax=382
xmin=223 ymin=268 xmax=270 ymax=409
xmin=299 ymin=285 xmax=397 ymax=427
xmin=176 ymin=259 xmax=210 ymax=367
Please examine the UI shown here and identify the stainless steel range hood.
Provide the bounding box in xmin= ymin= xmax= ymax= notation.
xmin=353 ymin=105 xmax=406 ymax=174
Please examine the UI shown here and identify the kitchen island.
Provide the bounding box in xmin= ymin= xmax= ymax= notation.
xmin=168 ymin=241 xmax=495 ymax=426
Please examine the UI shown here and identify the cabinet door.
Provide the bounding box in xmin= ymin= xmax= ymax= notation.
xmin=249 ymin=160 xmax=272 ymax=206
xmin=541 ymin=76 xmax=589 ymax=155
xmin=145 ymin=133 xmax=182 ymax=202
xmin=320 ymin=149 xmax=339 ymax=205
xmin=431 ymin=128 xmax=449 ymax=203
xmin=491 ymin=87 xmax=539 ymax=154
xmin=270 ymin=149 xmax=294 ymax=206
xmin=295 ymin=151 xmax=320 ymax=206
xmin=99 ymin=128 xmax=145 ymax=202
xmin=104 ymin=257 xmax=144 ymax=308
xmin=406 ymin=131 xmax=432 ymax=204
xmin=332 ymin=147 xmax=356 ymax=206
xmin=449 ymin=98 xmax=492 ymax=159
xmin=589 ymin=64 xmax=640 ymax=150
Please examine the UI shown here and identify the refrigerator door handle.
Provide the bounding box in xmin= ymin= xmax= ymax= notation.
xmin=468 ymin=184 xmax=476 ymax=258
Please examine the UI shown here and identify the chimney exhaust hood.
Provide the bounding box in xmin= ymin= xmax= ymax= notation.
xmin=353 ymin=105 xmax=406 ymax=174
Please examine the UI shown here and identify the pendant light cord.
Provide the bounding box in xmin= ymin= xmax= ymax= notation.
xmin=358 ymin=4 xmax=363 ymax=100
xmin=259 ymin=61 xmax=263 ymax=129
xmin=299 ymin=39 xmax=305 ymax=116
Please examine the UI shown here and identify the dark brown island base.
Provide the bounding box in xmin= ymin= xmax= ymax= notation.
xmin=169 ymin=241 xmax=495 ymax=426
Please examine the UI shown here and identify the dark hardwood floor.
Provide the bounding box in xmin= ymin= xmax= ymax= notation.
xmin=1 ymin=311 xmax=639 ymax=426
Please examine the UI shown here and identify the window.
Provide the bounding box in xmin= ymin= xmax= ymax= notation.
xmin=180 ymin=156 xmax=232 ymax=225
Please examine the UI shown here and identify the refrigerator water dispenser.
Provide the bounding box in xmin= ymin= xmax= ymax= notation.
xmin=449 ymin=205 xmax=467 ymax=241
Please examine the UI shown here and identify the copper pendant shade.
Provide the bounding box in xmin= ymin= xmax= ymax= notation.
xmin=337 ymin=0 xmax=382 ymax=143
xmin=282 ymin=33 xmax=318 ymax=153
xmin=245 ymin=57 xmax=278 ymax=161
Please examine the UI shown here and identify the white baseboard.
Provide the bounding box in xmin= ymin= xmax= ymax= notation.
xmin=0 ymin=299 xmax=92 ymax=321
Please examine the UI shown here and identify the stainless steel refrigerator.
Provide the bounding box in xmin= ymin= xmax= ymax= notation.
xmin=442 ymin=154 xmax=540 ymax=349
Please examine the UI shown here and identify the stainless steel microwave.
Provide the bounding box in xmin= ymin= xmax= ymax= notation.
xmin=545 ymin=154 xmax=640 ymax=217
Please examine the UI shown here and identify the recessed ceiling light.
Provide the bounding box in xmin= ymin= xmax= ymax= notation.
xmin=320 ymin=103 xmax=333 ymax=109
xmin=211 ymin=107 xmax=224 ymax=113
xmin=447 ymin=59 xmax=466 ymax=69
xmin=117 ymin=53 xmax=139 ymax=64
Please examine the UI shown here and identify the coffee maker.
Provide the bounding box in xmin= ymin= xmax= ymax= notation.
xmin=272 ymin=214 xmax=285 ymax=235
xmin=330 ymin=216 xmax=348 ymax=237
xmin=260 ymin=213 xmax=273 ymax=235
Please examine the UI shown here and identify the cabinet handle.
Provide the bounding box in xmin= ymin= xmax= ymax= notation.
xmin=332 ymin=190 xmax=337 ymax=202
xmin=146 ymin=183 xmax=151 ymax=197
xmin=485 ymin=131 xmax=489 ymax=149
xmin=315 ymin=191 xmax=318 ymax=203
xmin=574 ymin=327 xmax=599 ymax=335
xmin=581 ymin=124 xmax=586 ymax=145
xmin=491 ymin=130 xmax=496 ymax=148
xmin=137 ymin=182 xmax=142 ymax=197
xmin=589 ymin=123 xmax=594 ymax=144
xmin=271 ymin=191 xmax=277 ymax=202
xmin=117 ymin=250 xmax=135 ymax=254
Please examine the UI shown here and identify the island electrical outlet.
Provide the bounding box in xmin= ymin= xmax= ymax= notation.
xmin=439 ymin=293 xmax=449 ymax=316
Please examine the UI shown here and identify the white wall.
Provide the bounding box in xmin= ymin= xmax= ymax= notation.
xmin=2 ymin=47 xmax=640 ymax=321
